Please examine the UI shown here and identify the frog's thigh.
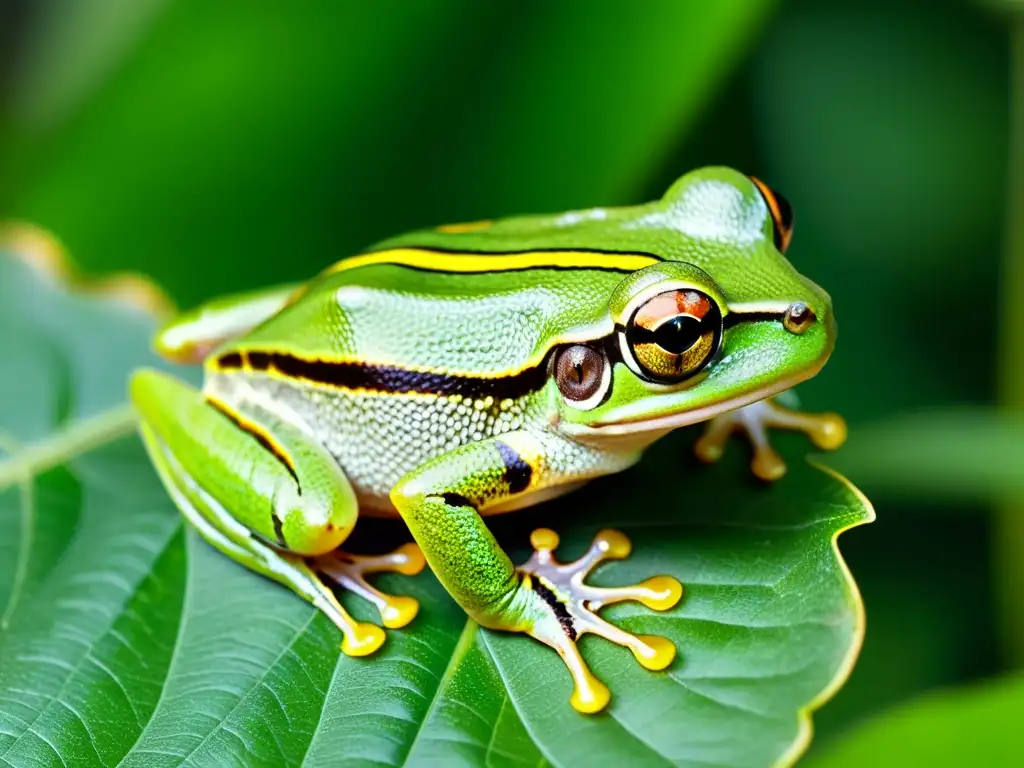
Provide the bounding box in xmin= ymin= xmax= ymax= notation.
xmin=155 ymin=282 xmax=300 ymax=363
xmin=131 ymin=368 xmax=385 ymax=655
xmin=390 ymin=431 xmax=682 ymax=714
xmin=132 ymin=368 xmax=357 ymax=552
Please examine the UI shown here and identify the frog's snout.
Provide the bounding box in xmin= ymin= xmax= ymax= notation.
xmin=782 ymin=301 xmax=815 ymax=335
xmin=785 ymin=273 xmax=836 ymax=350
xmin=795 ymin=289 xmax=837 ymax=360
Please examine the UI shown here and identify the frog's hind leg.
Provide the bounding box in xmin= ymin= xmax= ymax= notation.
xmin=143 ymin=431 xmax=384 ymax=655
xmin=694 ymin=394 xmax=847 ymax=481
xmin=314 ymin=544 xmax=426 ymax=629
xmin=131 ymin=368 xmax=422 ymax=655
xmin=154 ymin=282 xmax=300 ymax=363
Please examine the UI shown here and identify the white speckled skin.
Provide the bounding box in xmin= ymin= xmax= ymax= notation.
xmin=206 ymin=370 xmax=635 ymax=515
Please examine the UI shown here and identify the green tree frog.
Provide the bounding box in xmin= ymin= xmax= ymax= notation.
xmin=131 ymin=167 xmax=845 ymax=714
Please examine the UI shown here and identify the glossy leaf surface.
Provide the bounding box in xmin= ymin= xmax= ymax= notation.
xmin=0 ymin=238 xmax=871 ymax=767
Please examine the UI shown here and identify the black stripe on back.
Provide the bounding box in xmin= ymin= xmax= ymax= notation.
xmin=217 ymin=350 xmax=549 ymax=401
xmin=368 ymin=245 xmax=664 ymax=258
xmin=373 ymin=261 xmax=640 ymax=276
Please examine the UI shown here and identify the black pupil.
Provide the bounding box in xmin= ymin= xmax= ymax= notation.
xmin=653 ymin=315 xmax=703 ymax=354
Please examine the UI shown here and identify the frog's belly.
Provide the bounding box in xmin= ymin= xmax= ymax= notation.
xmin=206 ymin=372 xmax=548 ymax=511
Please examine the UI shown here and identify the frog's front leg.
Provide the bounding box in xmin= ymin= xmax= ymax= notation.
xmin=694 ymin=394 xmax=847 ymax=481
xmin=390 ymin=432 xmax=683 ymax=714
xmin=154 ymin=282 xmax=300 ymax=363
xmin=130 ymin=369 xmax=424 ymax=655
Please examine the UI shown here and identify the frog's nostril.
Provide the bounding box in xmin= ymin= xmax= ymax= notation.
xmin=782 ymin=302 xmax=816 ymax=335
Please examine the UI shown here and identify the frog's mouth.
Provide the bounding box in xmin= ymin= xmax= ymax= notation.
xmin=559 ymin=355 xmax=827 ymax=440
xmin=556 ymin=314 xmax=834 ymax=443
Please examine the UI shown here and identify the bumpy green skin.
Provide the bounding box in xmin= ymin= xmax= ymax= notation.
xmin=131 ymin=167 xmax=836 ymax=679
xmin=132 ymin=370 xmax=356 ymax=554
xmin=132 ymin=375 xmax=366 ymax=642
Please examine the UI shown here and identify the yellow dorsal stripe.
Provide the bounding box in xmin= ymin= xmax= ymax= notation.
xmin=322 ymin=248 xmax=659 ymax=277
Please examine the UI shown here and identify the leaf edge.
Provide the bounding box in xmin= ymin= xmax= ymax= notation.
xmin=0 ymin=220 xmax=176 ymax=321
xmin=773 ymin=458 xmax=876 ymax=768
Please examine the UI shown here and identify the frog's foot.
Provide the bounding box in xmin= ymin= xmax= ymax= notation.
xmin=314 ymin=542 xmax=426 ymax=629
xmin=300 ymin=568 xmax=387 ymax=657
xmin=694 ymin=398 xmax=847 ymax=481
xmin=514 ymin=528 xmax=683 ymax=714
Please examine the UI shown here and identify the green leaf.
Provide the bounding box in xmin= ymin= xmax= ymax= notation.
xmin=0 ymin=234 xmax=872 ymax=767
xmin=803 ymin=674 xmax=1024 ymax=768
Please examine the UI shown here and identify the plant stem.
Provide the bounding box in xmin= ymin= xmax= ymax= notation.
xmin=0 ymin=404 xmax=136 ymax=489
xmin=996 ymin=16 xmax=1024 ymax=668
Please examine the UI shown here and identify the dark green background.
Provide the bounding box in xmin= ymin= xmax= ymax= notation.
xmin=0 ymin=0 xmax=1018 ymax=761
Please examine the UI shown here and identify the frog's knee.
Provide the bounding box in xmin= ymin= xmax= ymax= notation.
xmin=267 ymin=475 xmax=355 ymax=555
xmin=276 ymin=499 xmax=352 ymax=556
xmin=280 ymin=522 xmax=347 ymax=557
xmin=129 ymin=368 xmax=208 ymax=436
xmin=130 ymin=368 xmax=182 ymax=414
xmin=129 ymin=367 xmax=157 ymax=399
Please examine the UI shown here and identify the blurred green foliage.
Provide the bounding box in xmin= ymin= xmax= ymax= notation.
xmin=1 ymin=0 xmax=1022 ymax=763
xmin=1 ymin=0 xmax=774 ymax=303
xmin=805 ymin=674 xmax=1024 ymax=766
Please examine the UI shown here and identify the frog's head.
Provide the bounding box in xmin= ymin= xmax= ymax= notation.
xmin=552 ymin=167 xmax=834 ymax=446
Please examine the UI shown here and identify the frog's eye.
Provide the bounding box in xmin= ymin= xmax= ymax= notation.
xmin=626 ymin=289 xmax=722 ymax=383
xmin=553 ymin=344 xmax=609 ymax=408
xmin=750 ymin=176 xmax=794 ymax=253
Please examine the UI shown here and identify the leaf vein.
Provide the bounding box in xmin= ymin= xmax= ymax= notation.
xmin=398 ymin=619 xmax=478 ymax=767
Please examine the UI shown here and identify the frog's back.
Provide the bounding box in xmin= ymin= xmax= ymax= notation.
xmin=205 ymin=214 xmax=664 ymax=508
xmin=219 ymin=165 xmax=813 ymax=373
xmin=201 ymin=167 xmax=824 ymax=508
xmin=224 ymin=229 xmax=656 ymax=377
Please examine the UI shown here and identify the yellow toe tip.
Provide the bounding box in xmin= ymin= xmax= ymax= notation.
xmin=595 ymin=529 xmax=631 ymax=559
xmin=394 ymin=542 xmax=427 ymax=575
xmin=812 ymin=414 xmax=848 ymax=450
xmin=640 ymin=576 xmax=684 ymax=611
xmin=341 ymin=623 xmax=386 ymax=657
xmin=570 ymin=678 xmax=611 ymax=714
xmin=694 ymin=439 xmax=724 ymax=464
xmin=631 ymin=635 xmax=676 ymax=671
xmin=531 ymin=528 xmax=560 ymax=552
xmin=380 ymin=596 xmax=419 ymax=628
xmin=752 ymin=451 xmax=787 ymax=482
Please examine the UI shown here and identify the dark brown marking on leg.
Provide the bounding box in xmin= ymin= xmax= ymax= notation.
xmin=496 ymin=441 xmax=532 ymax=495
xmin=531 ymin=576 xmax=577 ymax=641
xmin=271 ymin=513 xmax=288 ymax=548
xmin=440 ymin=492 xmax=474 ymax=508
